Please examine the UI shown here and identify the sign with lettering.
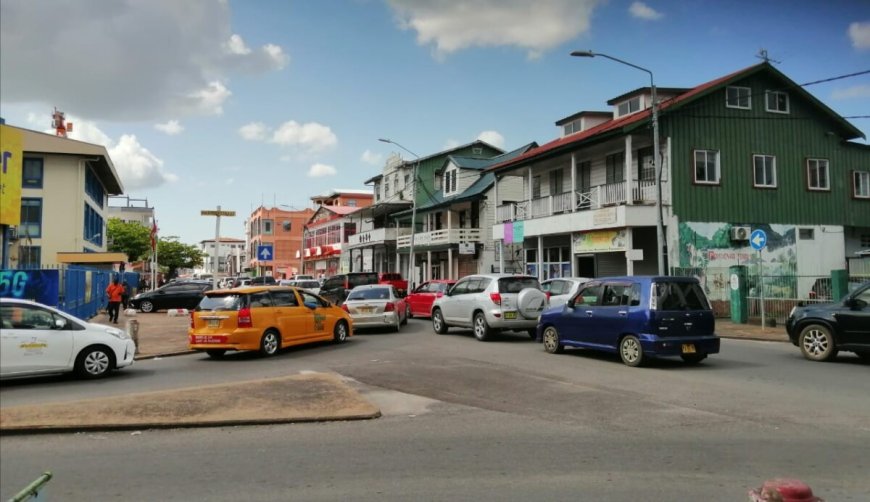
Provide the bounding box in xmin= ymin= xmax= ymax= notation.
xmin=458 ymin=243 xmax=475 ymax=255
xmin=201 ymin=210 xmax=236 ymax=217
xmin=0 ymin=125 xmax=23 ymax=226
xmin=0 ymin=270 xmax=60 ymax=305
xmin=573 ymin=229 xmax=627 ymax=253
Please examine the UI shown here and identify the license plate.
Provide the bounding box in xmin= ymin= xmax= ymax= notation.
xmin=504 ymin=311 xmax=517 ymax=320
xmin=193 ymin=335 xmax=227 ymax=344
xmin=682 ymin=344 xmax=696 ymax=354
xmin=358 ymin=307 xmax=373 ymax=314
xmin=207 ymin=319 xmax=220 ymax=328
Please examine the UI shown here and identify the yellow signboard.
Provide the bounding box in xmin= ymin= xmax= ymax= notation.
xmin=573 ymin=229 xmax=628 ymax=253
xmin=201 ymin=210 xmax=236 ymax=216
xmin=0 ymin=125 xmax=23 ymax=226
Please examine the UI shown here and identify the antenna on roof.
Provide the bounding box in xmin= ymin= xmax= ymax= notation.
xmin=755 ymin=49 xmax=780 ymax=65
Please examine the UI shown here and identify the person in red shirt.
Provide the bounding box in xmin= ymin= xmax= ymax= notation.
xmin=106 ymin=277 xmax=124 ymax=324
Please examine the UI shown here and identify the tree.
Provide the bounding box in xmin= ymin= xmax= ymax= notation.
xmin=158 ymin=237 xmax=204 ymax=279
xmin=107 ymin=218 xmax=151 ymax=262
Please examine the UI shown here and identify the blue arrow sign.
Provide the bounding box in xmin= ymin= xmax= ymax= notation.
xmin=257 ymin=244 xmax=273 ymax=261
xmin=749 ymin=229 xmax=767 ymax=251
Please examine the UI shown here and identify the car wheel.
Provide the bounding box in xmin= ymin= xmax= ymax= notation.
xmin=206 ymin=349 xmax=226 ymax=359
xmin=333 ymin=320 xmax=348 ymax=343
xmin=680 ymin=353 xmax=707 ymax=364
xmin=542 ymin=326 xmax=564 ymax=354
xmin=394 ymin=315 xmax=402 ymax=333
xmin=75 ymin=346 xmax=115 ymax=379
xmin=432 ymin=309 xmax=448 ymax=334
xmin=619 ymin=335 xmax=645 ymax=367
xmin=473 ymin=312 xmax=491 ymax=341
xmin=259 ymin=329 xmax=281 ymax=357
xmin=799 ymin=324 xmax=837 ymax=362
xmin=526 ymin=328 xmax=537 ymax=340
xmin=140 ymin=300 xmax=154 ymax=313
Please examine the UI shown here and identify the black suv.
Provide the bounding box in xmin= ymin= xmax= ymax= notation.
xmin=786 ymin=281 xmax=870 ymax=362
xmin=130 ymin=281 xmax=213 ymax=313
xmin=319 ymin=272 xmax=379 ymax=305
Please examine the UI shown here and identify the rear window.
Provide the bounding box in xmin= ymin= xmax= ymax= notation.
xmin=198 ymin=294 xmax=243 ymax=312
xmin=322 ymin=276 xmax=345 ymax=290
xmin=347 ymin=287 xmax=391 ymax=301
xmin=348 ymin=273 xmax=378 ymax=287
xmin=653 ymin=281 xmax=710 ymax=311
xmin=498 ymin=277 xmax=541 ymax=294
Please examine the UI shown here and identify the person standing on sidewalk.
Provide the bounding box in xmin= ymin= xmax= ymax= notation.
xmin=106 ymin=277 xmax=124 ymax=324
xmin=121 ymin=280 xmax=131 ymax=311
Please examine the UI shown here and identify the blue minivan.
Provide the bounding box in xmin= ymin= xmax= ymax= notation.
xmin=536 ymin=276 xmax=720 ymax=366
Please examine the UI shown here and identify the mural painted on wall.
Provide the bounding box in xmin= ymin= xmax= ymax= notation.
xmin=678 ymin=222 xmax=797 ymax=301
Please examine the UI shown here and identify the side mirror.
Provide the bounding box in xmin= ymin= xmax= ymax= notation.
xmin=54 ymin=318 xmax=68 ymax=329
xmin=436 ymin=292 xmax=444 ymax=298
xmin=304 ymin=301 xmax=318 ymax=310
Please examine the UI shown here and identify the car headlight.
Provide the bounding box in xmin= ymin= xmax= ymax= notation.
xmin=105 ymin=327 xmax=131 ymax=340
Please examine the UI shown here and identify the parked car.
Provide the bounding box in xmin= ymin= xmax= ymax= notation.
xmin=130 ymin=281 xmax=213 ymax=312
xmin=189 ymin=286 xmax=352 ymax=358
xmin=406 ymin=280 xmax=456 ymax=318
xmin=431 ymin=274 xmax=547 ymax=341
xmin=319 ymin=272 xmax=380 ymax=305
xmin=341 ymin=285 xmax=408 ymax=332
xmin=378 ymin=273 xmax=409 ymax=296
xmin=291 ymin=275 xmax=315 ymax=281
xmin=541 ymin=277 xmax=591 ymax=308
xmin=1 ymin=298 xmax=137 ymax=379
xmin=807 ymin=277 xmax=865 ymax=301
xmin=786 ymin=281 xmax=870 ymax=362
xmin=536 ymin=276 xmax=720 ymax=367
xmin=249 ymin=276 xmax=277 ymax=286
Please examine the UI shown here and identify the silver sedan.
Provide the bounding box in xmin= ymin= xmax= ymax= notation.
xmin=341 ymin=285 xmax=408 ymax=332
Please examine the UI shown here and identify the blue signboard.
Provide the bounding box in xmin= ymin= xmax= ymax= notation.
xmin=0 ymin=269 xmax=60 ymax=305
xmin=750 ymin=229 xmax=767 ymax=251
xmin=257 ymin=244 xmax=274 ymax=261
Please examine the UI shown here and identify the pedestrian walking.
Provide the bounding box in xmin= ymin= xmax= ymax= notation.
xmin=106 ymin=277 xmax=124 ymax=324
xmin=121 ymin=280 xmax=131 ymax=311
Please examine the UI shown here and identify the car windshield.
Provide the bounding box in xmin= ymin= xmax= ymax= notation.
xmin=198 ymin=294 xmax=243 ymax=312
xmin=346 ymin=288 xmax=391 ymax=301
xmin=498 ymin=277 xmax=541 ymax=294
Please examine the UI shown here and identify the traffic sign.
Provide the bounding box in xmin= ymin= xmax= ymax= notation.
xmin=750 ymin=229 xmax=767 ymax=251
xmin=257 ymin=244 xmax=274 ymax=261
xmin=201 ymin=210 xmax=236 ymax=217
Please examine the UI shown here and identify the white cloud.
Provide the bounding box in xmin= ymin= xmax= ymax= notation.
xmin=361 ymin=149 xmax=384 ymax=166
xmin=831 ymin=84 xmax=870 ymax=99
xmin=154 ymin=120 xmax=184 ymax=135
xmin=224 ymin=34 xmax=251 ymax=55
xmin=308 ymin=163 xmax=337 ymax=178
xmin=443 ymin=139 xmax=461 ymax=150
xmin=387 ymin=0 xmax=601 ymax=59
xmin=225 ymin=177 xmax=235 ymax=185
xmin=239 ymin=122 xmax=271 ymax=141
xmin=0 ymin=0 xmax=287 ymax=120
xmin=279 ymin=155 xmax=294 ymax=162
xmin=477 ymin=130 xmax=505 ymax=149
xmin=271 ymin=121 xmax=338 ymax=152
xmin=628 ymin=1 xmax=663 ymax=21
xmin=186 ymin=81 xmax=232 ymax=115
xmin=848 ymin=21 xmax=870 ymax=50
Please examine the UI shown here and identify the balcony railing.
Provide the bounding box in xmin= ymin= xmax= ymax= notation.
xmin=396 ymin=228 xmax=482 ymax=248
xmin=347 ymin=227 xmax=401 ymax=247
xmin=497 ymin=180 xmax=661 ymax=223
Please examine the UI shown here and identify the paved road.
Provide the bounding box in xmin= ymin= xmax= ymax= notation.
xmin=2 ymin=319 xmax=869 ymax=501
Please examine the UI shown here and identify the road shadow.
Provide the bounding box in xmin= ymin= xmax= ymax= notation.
xmin=442 ymin=329 xmax=537 ymax=343
xmin=560 ymin=347 xmax=763 ymax=371
xmin=192 ymin=337 xmax=358 ymax=363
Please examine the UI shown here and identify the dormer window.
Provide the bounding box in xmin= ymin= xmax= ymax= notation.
xmin=562 ymin=119 xmax=582 ymax=137
xmin=617 ymin=96 xmax=641 ymax=117
xmin=444 ymin=169 xmax=458 ymax=196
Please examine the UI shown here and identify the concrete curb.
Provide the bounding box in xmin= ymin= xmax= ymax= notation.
xmin=134 ymin=350 xmax=196 ymax=361
xmin=719 ymin=335 xmax=789 ymax=343
xmin=0 ymin=412 xmax=382 ymax=436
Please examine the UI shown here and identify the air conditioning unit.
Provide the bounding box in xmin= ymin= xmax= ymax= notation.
xmin=730 ymin=226 xmax=751 ymax=241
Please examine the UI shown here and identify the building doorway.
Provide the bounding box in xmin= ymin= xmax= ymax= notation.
xmin=576 ymin=255 xmax=595 ymax=277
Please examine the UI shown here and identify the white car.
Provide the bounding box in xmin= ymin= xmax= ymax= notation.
xmin=0 ymin=298 xmax=137 ymax=379
xmin=540 ymin=277 xmax=591 ymax=308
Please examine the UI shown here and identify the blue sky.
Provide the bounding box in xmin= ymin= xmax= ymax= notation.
xmin=1 ymin=0 xmax=868 ymax=244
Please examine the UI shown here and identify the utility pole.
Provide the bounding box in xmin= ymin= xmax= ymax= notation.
xmin=201 ymin=206 xmax=236 ymax=289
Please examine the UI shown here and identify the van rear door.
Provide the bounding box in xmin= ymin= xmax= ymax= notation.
xmin=650 ymin=280 xmax=715 ymax=338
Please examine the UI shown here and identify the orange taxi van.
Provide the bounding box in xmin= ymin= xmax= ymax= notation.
xmin=188 ymin=286 xmax=352 ymax=358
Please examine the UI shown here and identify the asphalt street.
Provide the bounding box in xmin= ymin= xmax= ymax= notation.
xmin=2 ymin=319 xmax=869 ymax=501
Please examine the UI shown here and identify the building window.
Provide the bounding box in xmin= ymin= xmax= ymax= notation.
xmin=20 ymin=198 xmax=42 ymax=238
xmin=753 ymin=155 xmax=777 ymax=188
xmin=22 ymin=157 xmax=43 ymax=188
xmin=404 ymin=173 xmax=410 ymax=187
xmin=347 ymin=199 xmax=357 ymax=207
xmin=83 ymin=203 xmax=104 ymax=246
xmin=605 ymin=152 xmax=624 ymax=184
xmin=263 ymin=219 xmax=273 ymax=235
xmin=84 ymin=166 xmax=105 ymax=208
xmin=638 ymin=148 xmax=655 ymax=182
xmin=451 ymin=170 xmax=457 ymax=192
xmin=694 ymin=150 xmax=720 ymax=185
xmin=385 ymin=178 xmax=390 ymax=198
xmin=18 ymin=246 xmax=41 ymax=269
xmin=532 ymin=176 xmax=541 ymax=199
xmin=374 ymin=182 xmax=380 ymax=202
xmin=854 ymin=171 xmax=870 ymax=199
xmin=726 ymin=86 xmax=751 ymax=109
xmin=549 ymin=169 xmax=564 ymax=195
xmin=799 ymin=228 xmax=814 ymax=240
xmin=765 ymin=91 xmax=789 ymax=113
xmin=617 ymin=96 xmax=641 ymax=117
xmin=806 ymin=159 xmax=830 ymax=191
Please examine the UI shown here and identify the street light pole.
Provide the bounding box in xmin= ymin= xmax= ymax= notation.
xmin=379 ymin=138 xmax=420 ymax=288
xmin=570 ymin=50 xmax=666 ymax=276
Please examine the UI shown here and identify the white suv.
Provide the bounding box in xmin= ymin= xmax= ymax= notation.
xmin=431 ymin=274 xmax=547 ymax=341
